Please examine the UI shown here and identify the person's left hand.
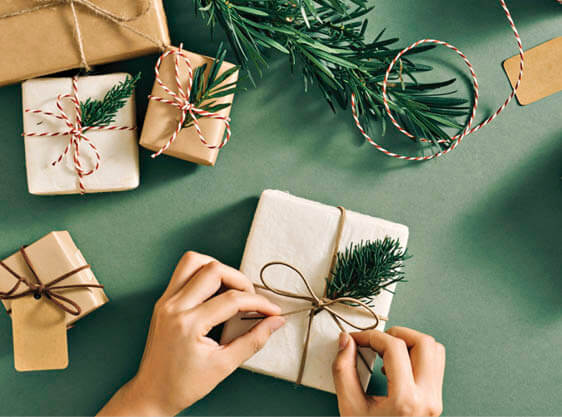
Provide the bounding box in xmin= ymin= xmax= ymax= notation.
xmin=98 ymin=251 xmax=285 ymax=416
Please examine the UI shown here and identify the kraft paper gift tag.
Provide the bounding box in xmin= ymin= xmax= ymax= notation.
xmin=11 ymin=297 xmax=68 ymax=372
xmin=503 ymin=37 xmax=562 ymax=105
xmin=140 ymin=46 xmax=238 ymax=166
xmin=221 ymin=190 xmax=409 ymax=394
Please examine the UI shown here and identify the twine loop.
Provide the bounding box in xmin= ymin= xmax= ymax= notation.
xmin=23 ymin=76 xmax=136 ymax=194
xmin=351 ymin=0 xmax=527 ymax=161
xmin=0 ymin=0 xmax=165 ymax=72
xmin=148 ymin=43 xmax=232 ymax=158
xmin=0 ymin=247 xmax=103 ymax=316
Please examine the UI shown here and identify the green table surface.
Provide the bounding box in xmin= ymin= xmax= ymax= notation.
xmin=1 ymin=0 xmax=560 ymax=415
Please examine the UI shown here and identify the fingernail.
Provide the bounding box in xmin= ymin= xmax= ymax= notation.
xmin=339 ymin=332 xmax=349 ymax=351
xmin=268 ymin=316 xmax=286 ymax=332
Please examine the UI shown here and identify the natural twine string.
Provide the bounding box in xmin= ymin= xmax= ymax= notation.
xmin=0 ymin=0 xmax=166 ymax=71
xmin=242 ymin=207 xmax=387 ymax=385
xmin=0 ymin=246 xmax=103 ymax=316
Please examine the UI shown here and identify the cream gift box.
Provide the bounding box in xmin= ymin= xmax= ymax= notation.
xmin=221 ymin=190 xmax=409 ymax=394
xmin=22 ymin=74 xmax=140 ymax=195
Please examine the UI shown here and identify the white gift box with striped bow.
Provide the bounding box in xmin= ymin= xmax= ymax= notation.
xmin=21 ymin=74 xmax=139 ymax=195
xmin=221 ymin=190 xmax=410 ymax=394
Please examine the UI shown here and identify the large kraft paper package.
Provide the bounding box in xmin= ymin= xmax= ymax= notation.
xmin=221 ymin=190 xmax=409 ymax=394
xmin=0 ymin=0 xmax=170 ymax=87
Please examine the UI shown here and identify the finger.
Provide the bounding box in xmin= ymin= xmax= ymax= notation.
xmin=194 ymin=290 xmax=281 ymax=333
xmin=171 ymin=261 xmax=255 ymax=310
xmin=386 ymin=327 xmax=441 ymax=385
xmin=161 ymin=251 xmax=216 ymax=300
xmin=219 ymin=315 xmax=285 ymax=371
xmin=351 ymin=330 xmax=414 ymax=396
xmin=333 ymin=333 xmax=368 ymax=415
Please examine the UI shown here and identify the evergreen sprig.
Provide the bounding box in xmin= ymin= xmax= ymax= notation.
xmin=183 ymin=43 xmax=240 ymax=128
xmin=194 ymin=0 xmax=470 ymax=150
xmin=326 ymin=237 xmax=410 ymax=304
xmin=80 ymin=73 xmax=141 ymax=128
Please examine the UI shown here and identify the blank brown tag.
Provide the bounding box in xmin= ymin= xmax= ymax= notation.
xmin=503 ymin=37 xmax=562 ymax=105
xmin=11 ymin=297 xmax=68 ymax=372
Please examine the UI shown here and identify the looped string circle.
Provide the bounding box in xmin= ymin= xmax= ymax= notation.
xmin=0 ymin=246 xmax=104 ymax=316
xmin=243 ymin=206 xmax=387 ymax=385
xmin=351 ymin=0 xmax=526 ymax=161
xmin=22 ymin=76 xmax=136 ymax=194
xmin=148 ymin=43 xmax=232 ymax=158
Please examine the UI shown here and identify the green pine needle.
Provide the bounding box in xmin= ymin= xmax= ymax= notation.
xmin=194 ymin=0 xmax=470 ymax=149
xmin=80 ymin=73 xmax=141 ymax=128
xmin=183 ymin=43 xmax=240 ymax=128
xmin=326 ymin=237 xmax=410 ymax=304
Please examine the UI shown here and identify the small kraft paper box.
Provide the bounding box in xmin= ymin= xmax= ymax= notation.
xmin=22 ymin=74 xmax=140 ymax=195
xmin=140 ymin=46 xmax=238 ymax=166
xmin=0 ymin=231 xmax=108 ymax=371
xmin=221 ymin=190 xmax=410 ymax=394
xmin=0 ymin=0 xmax=170 ymax=87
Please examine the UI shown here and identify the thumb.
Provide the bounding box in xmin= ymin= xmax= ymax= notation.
xmin=221 ymin=316 xmax=285 ymax=370
xmin=333 ymin=332 xmax=368 ymax=416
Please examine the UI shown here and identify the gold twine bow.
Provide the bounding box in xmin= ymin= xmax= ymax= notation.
xmin=0 ymin=0 xmax=166 ymax=71
xmin=244 ymin=207 xmax=387 ymax=385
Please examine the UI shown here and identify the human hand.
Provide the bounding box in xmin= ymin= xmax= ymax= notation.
xmin=98 ymin=251 xmax=285 ymax=416
xmin=333 ymin=327 xmax=445 ymax=416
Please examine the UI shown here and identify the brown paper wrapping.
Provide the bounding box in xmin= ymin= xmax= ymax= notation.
xmin=139 ymin=47 xmax=238 ymax=166
xmin=0 ymin=0 xmax=170 ymax=87
xmin=0 ymin=231 xmax=108 ymax=326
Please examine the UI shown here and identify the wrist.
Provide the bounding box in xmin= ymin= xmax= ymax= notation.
xmin=98 ymin=376 xmax=181 ymax=417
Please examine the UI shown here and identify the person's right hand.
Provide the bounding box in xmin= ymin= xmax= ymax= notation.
xmin=333 ymin=327 xmax=446 ymax=416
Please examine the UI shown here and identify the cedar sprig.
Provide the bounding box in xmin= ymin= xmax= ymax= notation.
xmin=184 ymin=43 xmax=240 ymax=128
xmin=326 ymin=237 xmax=410 ymax=305
xmin=194 ymin=0 xmax=470 ymax=149
xmin=80 ymin=73 xmax=141 ymax=128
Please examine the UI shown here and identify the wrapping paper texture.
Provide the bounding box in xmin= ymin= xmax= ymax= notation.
xmin=139 ymin=47 xmax=238 ymax=165
xmin=22 ymin=74 xmax=139 ymax=195
xmin=0 ymin=0 xmax=170 ymax=86
xmin=221 ymin=190 xmax=409 ymax=393
xmin=0 ymin=231 xmax=108 ymax=326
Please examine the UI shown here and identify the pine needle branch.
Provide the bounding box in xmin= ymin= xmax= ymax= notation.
xmin=183 ymin=43 xmax=240 ymax=128
xmin=194 ymin=0 xmax=470 ymax=149
xmin=326 ymin=237 xmax=410 ymax=305
xmin=80 ymin=73 xmax=141 ymax=128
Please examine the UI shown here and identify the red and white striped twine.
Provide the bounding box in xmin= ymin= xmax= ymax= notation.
xmin=23 ymin=76 xmax=136 ymax=194
xmin=351 ymin=0 xmax=532 ymax=161
xmin=148 ymin=43 xmax=232 ymax=158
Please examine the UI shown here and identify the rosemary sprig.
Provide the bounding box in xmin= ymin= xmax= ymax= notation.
xmin=194 ymin=0 xmax=470 ymax=149
xmin=326 ymin=237 xmax=410 ymax=305
xmin=184 ymin=43 xmax=240 ymax=128
xmin=80 ymin=73 xmax=141 ymax=128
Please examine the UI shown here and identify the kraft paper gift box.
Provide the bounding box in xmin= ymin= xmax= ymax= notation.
xmin=221 ymin=190 xmax=410 ymax=394
xmin=0 ymin=0 xmax=170 ymax=87
xmin=139 ymin=47 xmax=238 ymax=166
xmin=22 ymin=74 xmax=140 ymax=195
xmin=0 ymin=231 xmax=108 ymax=371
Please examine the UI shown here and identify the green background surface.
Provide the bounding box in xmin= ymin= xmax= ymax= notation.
xmin=0 ymin=0 xmax=560 ymax=415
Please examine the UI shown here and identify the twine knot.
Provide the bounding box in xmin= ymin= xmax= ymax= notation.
xmin=0 ymin=247 xmax=103 ymax=316
xmin=148 ymin=43 xmax=232 ymax=158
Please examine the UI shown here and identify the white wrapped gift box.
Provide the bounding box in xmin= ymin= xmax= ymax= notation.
xmin=221 ymin=190 xmax=409 ymax=393
xmin=22 ymin=74 xmax=139 ymax=195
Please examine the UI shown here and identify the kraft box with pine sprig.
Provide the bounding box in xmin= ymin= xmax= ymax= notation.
xmin=221 ymin=190 xmax=410 ymax=394
xmin=139 ymin=45 xmax=239 ymax=166
xmin=22 ymin=73 xmax=140 ymax=195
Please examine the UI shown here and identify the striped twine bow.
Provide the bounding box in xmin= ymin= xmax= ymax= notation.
xmin=351 ymin=0 xmax=529 ymax=161
xmin=148 ymin=44 xmax=232 ymax=158
xmin=23 ymin=76 xmax=136 ymax=194
xmin=0 ymin=246 xmax=103 ymax=316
